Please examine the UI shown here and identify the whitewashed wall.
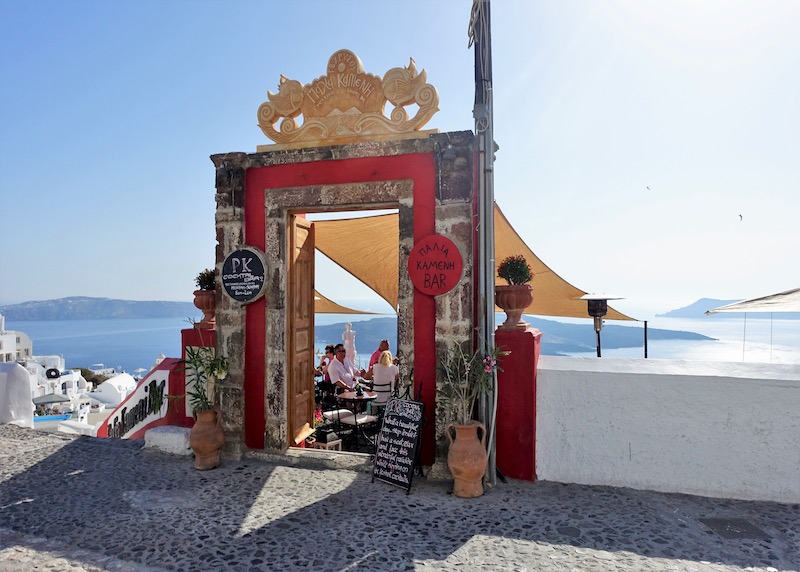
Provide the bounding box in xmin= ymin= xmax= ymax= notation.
xmin=536 ymin=356 xmax=800 ymax=503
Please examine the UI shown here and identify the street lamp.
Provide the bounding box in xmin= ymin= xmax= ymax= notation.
xmin=579 ymin=294 xmax=623 ymax=357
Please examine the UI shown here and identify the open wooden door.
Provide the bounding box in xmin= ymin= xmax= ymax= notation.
xmin=287 ymin=215 xmax=315 ymax=446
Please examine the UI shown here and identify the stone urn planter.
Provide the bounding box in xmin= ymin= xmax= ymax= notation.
xmin=446 ymin=421 xmax=488 ymax=498
xmin=495 ymin=284 xmax=533 ymax=330
xmin=193 ymin=290 xmax=216 ymax=330
xmin=190 ymin=407 xmax=224 ymax=470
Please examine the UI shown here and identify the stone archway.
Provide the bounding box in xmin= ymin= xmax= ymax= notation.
xmin=212 ymin=46 xmax=481 ymax=467
xmin=212 ymin=132 xmax=477 ymax=466
xmin=257 ymin=178 xmax=416 ymax=450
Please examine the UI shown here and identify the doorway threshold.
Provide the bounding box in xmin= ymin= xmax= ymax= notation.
xmin=244 ymin=446 xmax=374 ymax=473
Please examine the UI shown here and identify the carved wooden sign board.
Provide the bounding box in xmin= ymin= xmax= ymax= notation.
xmin=257 ymin=49 xmax=440 ymax=149
xmin=372 ymin=398 xmax=424 ymax=494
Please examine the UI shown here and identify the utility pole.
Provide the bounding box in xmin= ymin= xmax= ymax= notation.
xmin=469 ymin=0 xmax=497 ymax=487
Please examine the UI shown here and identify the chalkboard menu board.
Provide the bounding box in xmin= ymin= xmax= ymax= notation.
xmin=221 ymin=247 xmax=266 ymax=303
xmin=372 ymin=398 xmax=424 ymax=493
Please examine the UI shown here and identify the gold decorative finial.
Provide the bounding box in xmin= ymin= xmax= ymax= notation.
xmin=257 ymin=50 xmax=439 ymax=149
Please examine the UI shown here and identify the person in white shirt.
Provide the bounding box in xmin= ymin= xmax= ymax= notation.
xmin=328 ymin=343 xmax=364 ymax=391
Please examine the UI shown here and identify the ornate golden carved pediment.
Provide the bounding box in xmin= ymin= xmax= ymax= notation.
xmin=257 ymin=50 xmax=439 ymax=149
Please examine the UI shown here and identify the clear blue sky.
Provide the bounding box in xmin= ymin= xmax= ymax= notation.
xmin=1 ymin=0 xmax=798 ymax=318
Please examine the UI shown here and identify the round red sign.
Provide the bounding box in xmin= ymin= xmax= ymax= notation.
xmin=407 ymin=234 xmax=464 ymax=296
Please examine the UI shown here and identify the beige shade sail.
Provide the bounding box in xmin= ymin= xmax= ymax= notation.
xmin=314 ymin=289 xmax=381 ymax=314
xmin=314 ymin=213 xmax=399 ymax=310
xmin=493 ymin=205 xmax=633 ymax=321
xmin=313 ymin=204 xmax=634 ymax=321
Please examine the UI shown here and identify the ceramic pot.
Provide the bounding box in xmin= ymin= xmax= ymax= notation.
xmin=446 ymin=421 xmax=488 ymax=498
xmin=190 ymin=407 xmax=224 ymax=470
xmin=193 ymin=290 xmax=216 ymax=330
xmin=495 ymin=284 xmax=533 ymax=330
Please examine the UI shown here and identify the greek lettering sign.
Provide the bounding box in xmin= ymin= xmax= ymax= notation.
xmin=221 ymin=247 xmax=267 ymax=303
xmin=407 ymin=234 xmax=463 ymax=296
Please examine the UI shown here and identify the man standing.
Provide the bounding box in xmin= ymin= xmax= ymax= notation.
xmin=328 ymin=343 xmax=363 ymax=390
xmin=369 ymin=339 xmax=390 ymax=368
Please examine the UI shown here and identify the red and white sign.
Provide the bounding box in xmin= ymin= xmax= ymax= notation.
xmin=407 ymin=234 xmax=463 ymax=296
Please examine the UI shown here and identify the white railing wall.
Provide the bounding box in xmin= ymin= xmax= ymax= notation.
xmin=536 ymin=356 xmax=800 ymax=503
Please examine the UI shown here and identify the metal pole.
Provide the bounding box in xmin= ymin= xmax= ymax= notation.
xmin=643 ymin=320 xmax=648 ymax=358
xmin=742 ymin=313 xmax=747 ymax=361
xmin=470 ymin=0 xmax=497 ymax=487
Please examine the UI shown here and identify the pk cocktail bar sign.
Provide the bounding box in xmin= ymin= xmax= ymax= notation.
xmin=222 ymin=246 xmax=267 ymax=303
xmin=407 ymin=234 xmax=463 ymax=296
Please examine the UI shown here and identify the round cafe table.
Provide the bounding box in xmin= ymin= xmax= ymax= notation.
xmin=336 ymin=390 xmax=378 ymax=449
xmin=337 ymin=390 xmax=377 ymax=414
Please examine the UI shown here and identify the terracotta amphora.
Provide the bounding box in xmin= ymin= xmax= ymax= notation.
xmin=190 ymin=407 xmax=224 ymax=470
xmin=446 ymin=421 xmax=488 ymax=498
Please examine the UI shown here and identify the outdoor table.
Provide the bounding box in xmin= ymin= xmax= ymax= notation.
xmin=336 ymin=390 xmax=378 ymax=449
xmin=337 ymin=389 xmax=377 ymax=413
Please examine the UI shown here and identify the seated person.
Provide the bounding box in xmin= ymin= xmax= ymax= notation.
xmin=370 ymin=350 xmax=399 ymax=406
xmin=327 ymin=343 xmax=365 ymax=392
xmin=317 ymin=345 xmax=336 ymax=401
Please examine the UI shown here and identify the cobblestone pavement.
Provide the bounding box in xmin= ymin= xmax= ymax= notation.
xmin=1 ymin=424 xmax=798 ymax=571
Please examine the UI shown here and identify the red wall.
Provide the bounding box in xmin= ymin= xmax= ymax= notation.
xmin=177 ymin=327 xmax=217 ymax=427
xmin=95 ymin=357 xmax=185 ymax=439
xmin=244 ymin=154 xmax=438 ymax=464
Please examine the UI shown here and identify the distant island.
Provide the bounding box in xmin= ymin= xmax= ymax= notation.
xmin=1 ymin=296 xmax=719 ymax=357
xmin=316 ymin=318 xmax=398 ymax=356
xmin=316 ymin=316 xmax=712 ymax=357
xmin=0 ymin=296 xmax=197 ymax=320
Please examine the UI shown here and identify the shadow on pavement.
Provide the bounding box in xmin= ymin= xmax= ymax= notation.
xmin=0 ymin=425 xmax=797 ymax=571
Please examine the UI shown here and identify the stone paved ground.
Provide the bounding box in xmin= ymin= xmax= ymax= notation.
xmin=1 ymin=424 xmax=798 ymax=571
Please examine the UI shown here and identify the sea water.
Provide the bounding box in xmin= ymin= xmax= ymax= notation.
xmin=7 ymin=314 xmax=385 ymax=376
xmin=8 ymin=314 xmax=799 ymax=374
xmin=563 ymin=316 xmax=800 ymax=364
xmin=7 ymin=317 xmax=189 ymax=375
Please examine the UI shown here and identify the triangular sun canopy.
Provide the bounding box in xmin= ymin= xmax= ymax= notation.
xmin=312 ymin=203 xmax=634 ymax=321
xmin=314 ymin=213 xmax=399 ymax=310
xmin=314 ymin=289 xmax=381 ymax=314
xmin=492 ymin=205 xmax=632 ymax=320
xmin=705 ymin=287 xmax=800 ymax=314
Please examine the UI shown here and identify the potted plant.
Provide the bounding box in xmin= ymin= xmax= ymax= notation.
xmin=439 ymin=341 xmax=507 ymax=498
xmin=193 ymin=268 xmax=217 ymax=330
xmin=182 ymin=344 xmax=228 ymax=470
xmin=495 ymin=255 xmax=534 ymax=330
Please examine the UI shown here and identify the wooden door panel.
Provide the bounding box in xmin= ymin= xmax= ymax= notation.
xmin=288 ymin=216 xmax=315 ymax=446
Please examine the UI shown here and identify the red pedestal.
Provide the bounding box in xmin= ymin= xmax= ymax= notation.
xmin=495 ymin=326 xmax=541 ymax=481
xmin=177 ymin=327 xmax=217 ymax=427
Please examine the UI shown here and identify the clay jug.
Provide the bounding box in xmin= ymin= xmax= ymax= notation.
xmin=190 ymin=407 xmax=224 ymax=470
xmin=446 ymin=421 xmax=488 ymax=498
xmin=495 ymin=284 xmax=533 ymax=330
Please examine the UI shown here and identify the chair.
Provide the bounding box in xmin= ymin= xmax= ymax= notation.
xmin=317 ymin=381 xmax=337 ymax=408
xmin=338 ymin=413 xmax=379 ymax=450
xmin=369 ymin=379 xmax=392 ymax=419
xmin=321 ymin=408 xmax=356 ymax=445
xmin=322 ymin=408 xmax=355 ymax=424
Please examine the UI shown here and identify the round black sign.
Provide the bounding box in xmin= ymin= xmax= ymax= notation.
xmin=221 ymin=247 xmax=267 ymax=303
